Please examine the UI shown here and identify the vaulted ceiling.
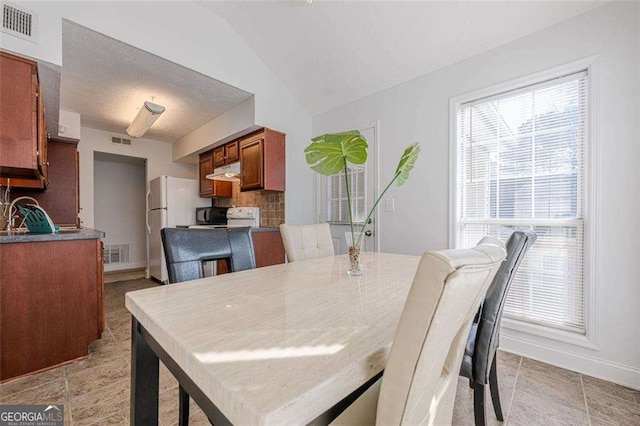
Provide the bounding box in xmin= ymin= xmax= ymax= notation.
xmin=198 ymin=0 xmax=608 ymax=115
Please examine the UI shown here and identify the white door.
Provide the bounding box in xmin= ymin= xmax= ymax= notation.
xmin=318 ymin=125 xmax=378 ymax=255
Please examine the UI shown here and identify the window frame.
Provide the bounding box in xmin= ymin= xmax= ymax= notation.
xmin=449 ymin=57 xmax=599 ymax=349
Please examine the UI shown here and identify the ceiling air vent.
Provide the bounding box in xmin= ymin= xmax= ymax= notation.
xmin=111 ymin=136 xmax=132 ymax=146
xmin=2 ymin=2 xmax=38 ymax=41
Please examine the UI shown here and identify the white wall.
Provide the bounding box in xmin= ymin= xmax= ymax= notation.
xmin=58 ymin=110 xmax=81 ymax=139
xmin=94 ymin=158 xmax=146 ymax=272
xmin=314 ymin=2 xmax=639 ymax=388
xmin=175 ymin=97 xmax=256 ymax=160
xmin=3 ymin=1 xmax=315 ymax=225
xmin=78 ymin=127 xmax=195 ymax=229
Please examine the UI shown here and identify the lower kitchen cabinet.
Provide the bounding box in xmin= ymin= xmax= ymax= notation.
xmin=0 ymin=236 xmax=104 ymax=381
xmin=251 ymin=230 xmax=286 ymax=268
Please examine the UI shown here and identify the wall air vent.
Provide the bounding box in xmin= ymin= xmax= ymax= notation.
xmin=2 ymin=2 xmax=38 ymax=41
xmin=111 ymin=136 xmax=132 ymax=146
xmin=103 ymin=244 xmax=130 ymax=265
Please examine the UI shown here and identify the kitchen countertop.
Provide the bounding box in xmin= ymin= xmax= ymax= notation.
xmin=251 ymin=226 xmax=279 ymax=232
xmin=0 ymin=227 xmax=105 ymax=244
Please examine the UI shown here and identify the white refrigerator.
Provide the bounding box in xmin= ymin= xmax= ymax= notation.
xmin=147 ymin=176 xmax=209 ymax=283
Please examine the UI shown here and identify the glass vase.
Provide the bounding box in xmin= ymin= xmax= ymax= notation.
xmin=345 ymin=232 xmax=363 ymax=276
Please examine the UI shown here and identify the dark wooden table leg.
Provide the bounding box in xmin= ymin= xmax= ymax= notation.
xmin=131 ymin=317 xmax=159 ymax=425
xmin=179 ymin=385 xmax=190 ymax=426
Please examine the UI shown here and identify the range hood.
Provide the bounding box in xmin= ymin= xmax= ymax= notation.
xmin=206 ymin=162 xmax=240 ymax=182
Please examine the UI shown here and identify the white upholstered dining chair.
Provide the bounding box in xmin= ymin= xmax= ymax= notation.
xmin=279 ymin=223 xmax=335 ymax=262
xmin=331 ymin=237 xmax=506 ymax=426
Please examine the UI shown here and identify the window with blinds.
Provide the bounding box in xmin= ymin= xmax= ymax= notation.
xmin=327 ymin=164 xmax=366 ymax=223
xmin=455 ymin=71 xmax=588 ymax=333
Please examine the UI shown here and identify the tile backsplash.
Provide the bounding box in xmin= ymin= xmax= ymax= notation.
xmin=214 ymin=182 xmax=285 ymax=228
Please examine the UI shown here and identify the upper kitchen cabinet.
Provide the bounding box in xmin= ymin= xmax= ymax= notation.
xmin=9 ymin=137 xmax=81 ymax=226
xmin=213 ymin=146 xmax=225 ymax=168
xmin=199 ymin=150 xmax=232 ymax=198
xmin=240 ymin=128 xmax=285 ymax=192
xmin=225 ymin=140 xmax=239 ymax=163
xmin=0 ymin=51 xmax=48 ymax=188
xmin=199 ymin=151 xmax=214 ymax=197
xmin=213 ymin=140 xmax=240 ymax=168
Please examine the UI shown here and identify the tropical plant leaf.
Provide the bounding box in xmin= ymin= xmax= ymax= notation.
xmin=304 ymin=131 xmax=368 ymax=176
xmin=394 ymin=142 xmax=421 ymax=186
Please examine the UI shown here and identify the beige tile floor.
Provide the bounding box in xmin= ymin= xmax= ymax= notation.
xmin=104 ymin=269 xmax=147 ymax=284
xmin=1 ymin=278 xmax=639 ymax=425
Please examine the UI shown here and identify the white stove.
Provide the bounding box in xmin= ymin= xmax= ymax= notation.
xmin=188 ymin=207 xmax=260 ymax=229
xmin=227 ymin=207 xmax=260 ymax=228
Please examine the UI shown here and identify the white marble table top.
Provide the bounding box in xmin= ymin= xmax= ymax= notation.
xmin=126 ymin=252 xmax=420 ymax=426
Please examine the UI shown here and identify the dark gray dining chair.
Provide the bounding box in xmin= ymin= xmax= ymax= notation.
xmin=160 ymin=227 xmax=256 ymax=426
xmin=459 ymin=230 xmax=536 ymax=426
xmin=161 ymin=227 xmax=256 ymax=283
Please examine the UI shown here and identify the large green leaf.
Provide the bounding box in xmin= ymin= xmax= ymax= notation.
xmin=304 ymin=131 xmax=368 ymax=176
xmin=394 ymin=142 xmax=421 ymax=186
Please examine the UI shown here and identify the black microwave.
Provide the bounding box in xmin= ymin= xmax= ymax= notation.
xmin=196 ymin=207 xmax=228 ymax=225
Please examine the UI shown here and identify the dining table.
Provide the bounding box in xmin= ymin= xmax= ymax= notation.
xmin=126 ymin=252 xmax=420 ymax=426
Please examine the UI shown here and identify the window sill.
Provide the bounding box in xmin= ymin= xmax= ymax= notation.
xmin=501 ymin=317 xmax=597 ymax=350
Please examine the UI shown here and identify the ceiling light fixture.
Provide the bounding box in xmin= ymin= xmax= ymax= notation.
xmin=126 ymin=99 xmax=165 ymax=138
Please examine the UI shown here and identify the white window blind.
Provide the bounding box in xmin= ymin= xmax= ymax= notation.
xmin=455 ymin=71 xmax=588 ymax=333
xmin=327 ymin=164 xmax=366 ymax=223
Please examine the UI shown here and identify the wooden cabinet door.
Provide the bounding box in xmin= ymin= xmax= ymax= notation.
xmin=0 ymin=52 xmax=38 ymax=176
xmin=0 ymin=238 xmax=101 ymax=380
xmin=213 ymin=146 xmax=226 ymax=168
xmin=76 ymin=150 xmax=81 ymax=226
xmin=252 ymin=231 xmax=285 ymax=267
xmin=225 ymin=141 xmax=239 ymax=163
xmin=37 ymin=82 xmax=48 ymax=184
xmin=199 ymin=153 xmax=213 ymax=197
xmin=240 ymin=138 xmax=264 ymax=191
xmin=97 ymin=240 xmax=105 ymax=335
xmin=211 ymin=180 xmax=233 ymax=198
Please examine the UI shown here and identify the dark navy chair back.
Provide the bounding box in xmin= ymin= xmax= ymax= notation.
xmin=161 ymin=227 xmax=256 ymax=284
xmin=460 ymin=230 xmax=536 ymax=426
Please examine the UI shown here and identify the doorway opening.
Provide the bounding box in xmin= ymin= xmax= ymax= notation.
xmin=93 ymin=152 xmax=147 ymax=277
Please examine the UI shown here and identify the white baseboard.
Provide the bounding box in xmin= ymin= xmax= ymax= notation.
xmin=500 ymin=333 xmax=640 ymax=390
xmin=104 ymin=261 xmax=147 ymax=273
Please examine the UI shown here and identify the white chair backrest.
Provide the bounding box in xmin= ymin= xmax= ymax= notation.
xmin=279 ymin=223 xmax=335 ymax=262
xmin=376 ymin=237 xmax=506 ymax=426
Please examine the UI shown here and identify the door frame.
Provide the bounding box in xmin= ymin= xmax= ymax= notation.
xmin=315 ymin=120 xmax=381 ymax=253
